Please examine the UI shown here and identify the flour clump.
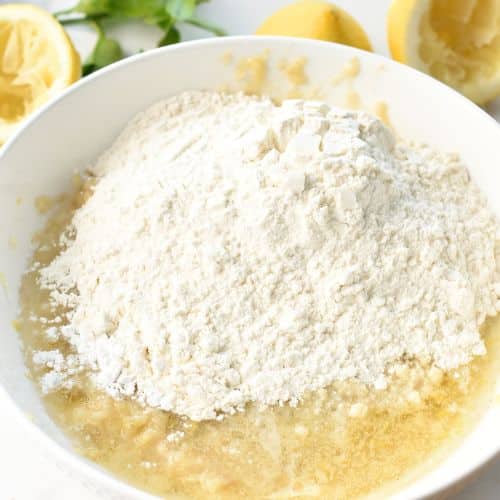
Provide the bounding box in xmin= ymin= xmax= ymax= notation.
xmin=36 ymin=91 xmax=500 ymax=421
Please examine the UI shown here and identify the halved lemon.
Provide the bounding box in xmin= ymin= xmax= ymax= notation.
xmin=0 ymin=3 xmax=80 ymax=145
xmin=256 ymin=0 xmax=372 ymax=52
xmin=388 ymin=0 xmax=500 ymax=105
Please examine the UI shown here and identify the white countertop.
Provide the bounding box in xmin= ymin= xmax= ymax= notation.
xmin=2 ymin=0 xmax=500 ymax=498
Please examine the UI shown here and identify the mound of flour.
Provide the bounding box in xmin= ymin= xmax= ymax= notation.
xmin=35 ymin=91 xmax=500 ymax=421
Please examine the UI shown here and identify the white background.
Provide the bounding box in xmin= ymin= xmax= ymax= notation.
xmin=1 ymin=0 xmax=500 ymax=498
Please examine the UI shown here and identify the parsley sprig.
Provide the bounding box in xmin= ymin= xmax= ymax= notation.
xmin=55 ymin=0 xmax=225 ymax=76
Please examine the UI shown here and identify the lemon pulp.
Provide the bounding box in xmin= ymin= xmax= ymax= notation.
xmin=420 ymin=0 xmax=500 ymax=95
xmin=389 ymin=0 xmax=500 ymax=103
xmin=0 ymin=19 xmax=62 ymax=122
xmin=0 ymin=4 xmax=80 ymax=144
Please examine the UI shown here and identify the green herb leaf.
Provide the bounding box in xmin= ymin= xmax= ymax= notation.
xmin=65 ymin=0 xmax=169 ymax=24
xmin=56 ymin=0 xmax=224 ymax=76
xmin=109 ymin=0 xmax=166 ymax=22
xmin=83 ymin=23 xmax=123 ymax=76
xmin=72 ymin=0 xmax=111 ymax=15
xmin=165 ymin=0 xmax=196 ymax=21
xmin=158 ymin=26 xmax=180 ymax=46
xmin=93 ymin=36 xmax=123 ymax=66
xmin=156 ymin=15 xmax=173 ymax=32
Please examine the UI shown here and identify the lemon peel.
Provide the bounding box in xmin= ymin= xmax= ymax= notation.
xmin=256 ymin=0 xmax=372 ymax=51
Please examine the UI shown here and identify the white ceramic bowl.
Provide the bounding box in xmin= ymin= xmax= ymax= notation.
xmin=1 ymin=36 xmax=500 ymax=499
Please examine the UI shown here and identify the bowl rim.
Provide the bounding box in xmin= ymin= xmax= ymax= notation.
xmin=1 ymin=34 xmax=500 ymax=499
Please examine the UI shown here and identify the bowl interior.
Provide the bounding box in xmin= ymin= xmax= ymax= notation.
xmin=1 ymin=37 xmax=500 ymax=499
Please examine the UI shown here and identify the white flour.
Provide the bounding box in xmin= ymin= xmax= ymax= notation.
xmin=35 ymin=91 xmax=500 ymax=421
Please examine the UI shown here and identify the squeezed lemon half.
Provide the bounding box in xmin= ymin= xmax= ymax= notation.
xmin=0 ymin=4 xmax=80 ymax=145
xmin=256 ymin=0 xmax=372 ymax=51
xmin=388 ymin=0 xmax=500 ymax=104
